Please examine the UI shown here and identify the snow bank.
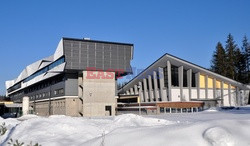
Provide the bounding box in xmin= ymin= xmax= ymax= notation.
xmin=17 ymin=114 xmax=39 ymax=121
xmin=1 ymin=109 xmax=250 ymax=146
xmin=203 ymin=127 xmax=234 ymax=146
xmin=107 ymin=114 xmax=175 ymax=130
xmin=85 ymin=119 xmax=250 ymax=146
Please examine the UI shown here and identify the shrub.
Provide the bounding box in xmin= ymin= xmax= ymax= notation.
xmin=0 ymin=122 xmax=7 ymax=136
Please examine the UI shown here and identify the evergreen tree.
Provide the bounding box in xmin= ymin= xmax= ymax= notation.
xmin=225 ymin=33 xmax=237 ymax=79
xmin=242 ymin=35 xmax=250 ymax=83
xmin=211 ymin=42 xmax=227 ymax=76
xmin=234 ymin=47 xmax=245 ymax=82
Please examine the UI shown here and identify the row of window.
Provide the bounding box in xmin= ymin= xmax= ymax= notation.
xmin=8 ymin=57 xmax=65 ymax=94
xmin=166 ymin=65 xmax=196 ymax=87
xmin=24 ymin=57 xmax=65 ymax=83
xmin=30 ymin=88 xmax=64 ymax=100
xmin=24 ymin=75 xmax=64 ymax=94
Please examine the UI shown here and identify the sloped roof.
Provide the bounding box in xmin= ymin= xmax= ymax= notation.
xmin=5 ymin=39 xmax=64 ymax=90
xmin=119 ymin=53 xmax=250 ymax=93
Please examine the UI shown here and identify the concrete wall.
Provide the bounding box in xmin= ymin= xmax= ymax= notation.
xmin=81 ymin=71 xmax=116 ymax=117
xmin=31 ymin=97 xmax=80 ymax=116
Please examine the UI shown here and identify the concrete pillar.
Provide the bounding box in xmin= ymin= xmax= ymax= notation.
xmin=158 ymin=67 xmax=167 ymax=101
xmin=205 ymin=75 xmax=208 ymax=99
xmin=134 ymin=85 xmax=139 ymax=95
xmin=167 ymin=61 xmax=172 ymax=101
xmin=78 ymin=73 xmax=83 ymax=98
xmin=221 ymin=81 xmax=224 ymax=106
xmin=153 ymin=71 xmax=159 ymax=101
xmin=138 ymin=82 xmax=144 ymax=102
xmin=143 ymin=79 xmax=149 ymax=102
xmin=196 ymin=72 xmax=200 ymax=99
xmin=213 ymin=78 xmax=216 ymax=99
xmin=236 ymin=87 xmax=240 ymax=106
xmin=126 ymin=90 xmax=130 ymax=95
xmin=178 ymin=66 xmax=183 ymax=101
xmin=148 ymin=75 xmax=154 ymax=102
xmin=22 ymin=96 xmax=29 ymax=115
xmin=228 ymin=84 xmax=232 ymax=106
xmin=187 ymin=69 xmax=192 ymax=101
xmin=130 ymin=88 xmax=134 ymax=95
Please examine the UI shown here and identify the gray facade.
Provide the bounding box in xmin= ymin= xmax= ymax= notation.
xmin=63 ymin=38 xmax=133 ymax=75
xmin=6 ymin=37 xmax=134 ymax=117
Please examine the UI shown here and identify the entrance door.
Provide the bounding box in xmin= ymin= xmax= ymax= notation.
xmin=105 ymin=106 xmax=112 ymax=116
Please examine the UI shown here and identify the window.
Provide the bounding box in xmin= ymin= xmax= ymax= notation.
xmin=164 ymin=67 xmax=168 ymax=88
xmin=54 ymin=88 xmax=64 ymax=95
xmin=183 ymin=69 xmax=188 ymax=87
xmin=24 ymin=57 xmax=65 ymax=83
xmin=171 ymin=65 xmax=179 ymax=87
xmin=192 ymin=73 xmax=196 ymax=87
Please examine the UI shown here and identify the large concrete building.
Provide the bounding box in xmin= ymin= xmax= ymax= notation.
xmin=117 ymin=54 xmax=250 ymax=114
xmin=5 ymin=38 xmax=250 ymax=116
xmin=6 ymin=38 xmax=133 ymax=116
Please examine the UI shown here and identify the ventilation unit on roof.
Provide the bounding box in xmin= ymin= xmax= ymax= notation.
xmin=83 ymin=38 xmax=90 ymax=40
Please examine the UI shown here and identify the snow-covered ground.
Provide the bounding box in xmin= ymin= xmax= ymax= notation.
xmin=1 ymin=106 xmax=250 ymax=146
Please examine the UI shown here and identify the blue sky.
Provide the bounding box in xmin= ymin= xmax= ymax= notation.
xmin=0 ymin=0 xmax=250 ymax=95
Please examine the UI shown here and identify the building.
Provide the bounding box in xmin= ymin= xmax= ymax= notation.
xmin=5 ymin=38 xmax=134 ymax=116
xmin=6 ymin=38 xmax=250 ymax=117
xmin=117 ymin=53 xmax=250 ymax=114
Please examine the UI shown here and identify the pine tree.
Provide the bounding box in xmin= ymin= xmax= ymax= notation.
xmin=242 ymin=35 xmax=250 ymax=83
xmin=234 ymin=47 xmax=245 ymax=82
xmin=211 ymin=42 xmax=227 ymax=76
xmin=225 ymin=33 xmax=237 ymax=79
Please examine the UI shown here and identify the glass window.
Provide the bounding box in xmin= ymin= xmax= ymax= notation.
xmin=171 ymin=65 xmax=179 ymax=87
xmin=192 ymin=73 xmax=196 ymax=87
xmin=183 ymin=69 xmax=188 ymax=87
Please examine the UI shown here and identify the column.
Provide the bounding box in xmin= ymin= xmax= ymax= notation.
xmin=138 ymin=81 xmax=144 ymax=102
xmin=187 ymin=69 xmax=192 ymax=101
xmin=148 ymin=75 xmax=154 ymax=102
xmin=143 ymin=78 xmax=149 ymax=102
xmin=126 ymin=90 xmax=130 ymax=95
xmin=167 ymin=61 xmax=172 ymax=101
xmin=196 ymin=72 xmax=200 ymax=99
xmin=213 ymin=78 xmax=216 ymax=99
xmin=236 ymin=87 xmax=239 ymax=106
xmin=134 ymin=85 xmax=138 ymax=95
xmin=159 ymin=67 xmax=167 ymax=101
xmin=153 ymin=71 xmax=159 ymax=101
xmin=221 ymin=81 xmax=224 ymax=106
xmin=178 ymin=66 xmax=183 ymax=101
xmin=130 ymin=88 xmax=134 ymax=95
xmin=228 ymin=84 xmax=231 ymax=106
xmin=22 ymin=96 xmax=30 ymax=115
xmin=205 ymin=75 xmax=208 ymax=99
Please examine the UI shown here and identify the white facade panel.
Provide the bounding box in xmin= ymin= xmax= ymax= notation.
xmin=223 ymin=90 xmax=230 ymax=106
xmin=171 ymin=88 xmax=180 ymax=101
xmin=230 ymin=89 xmax=236 ymax=106
xmin=200 ymin=89 xmax=206 ymax=99
xmin=208 ymin=89 xmax=214 ymax=99
xmin=183 ymin=88 xmax=189 ymax=101
xmin=191 ymin=89 xmax=197 ymax=99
